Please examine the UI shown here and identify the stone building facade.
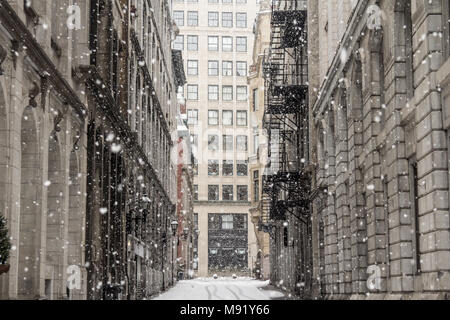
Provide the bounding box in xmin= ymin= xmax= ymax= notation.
xmin=0 ymin=0 xmax=89 ymax=300
xmin=172 ymin=0 xmax=259 ymax=277
xmin=309 ymin=0 xmax=450 ymax=299
xmin=82 ymin=0 xmax=179 ymax=300
xmin=248 ymin=0 xmax=271 ymax=281
xmin=0 ymin=0 xmax=181 ymax=300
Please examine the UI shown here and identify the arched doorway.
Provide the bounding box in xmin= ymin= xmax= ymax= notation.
xmin=18 ymin=107 xmax=41 ymax=299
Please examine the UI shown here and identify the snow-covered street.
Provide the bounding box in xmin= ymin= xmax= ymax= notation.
xmin=153 ymin=278 xmax=285 ymax=300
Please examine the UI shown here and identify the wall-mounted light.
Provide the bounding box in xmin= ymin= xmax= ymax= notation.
xmin=171 ymin=220 xmax=178 ymax=236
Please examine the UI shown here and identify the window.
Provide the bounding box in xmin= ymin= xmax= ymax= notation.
xmin=253 ymin=133 xmax=259 ymax=154
xmin=253 ymin=171 xmax=259 ymax=202
xmin=223 ymin=135 xmax=233 ymax=152
xmin=223 ymin=0 xmax=232 ymax=4
xmin=236 ymin=13 xmax=247 ymax=28
xmin=236 ymin=0 xmax=246 ymax=3
xmin=187 ymin=35 xmax=198 ymax=51
xmin=208 ymin=12 xmax=219 ymax=27
xmin=193 ymin=156 xmax=198 ymax=175
xmin=208 ymin=60 xmax=219 ymax=76
xmin=187 ymin=11 xmax=198 ymax=26
xmin=222 ymin=215 xmax=233 ymax=230
xmin=236 ymin=37 xmax=247 ymax=52
xmin=208 ymin=160 xmax=219 ymax=176
xmin=187 ymin=60 xmax=198 ymax=76
xmin=187 ymin=109 xmax=198 ymax=125
xmin=223 ymin=160 xmax=233 ymax=176
xmin=208 ymin=85 xmax=219 ymax=100
xmin=237 ymin=110 xmax=247 ymax=126
xmin=283 ymin=227 xmax=288 ymax=247
xmin=222 ymin=61 xmax=233 ymax=76
xmin=237 ymin=185 xmax=248 ymax=201
xmin=187 ymin=85 xmax=198 ymax=100
xmin=209 ymin=0 xmax=218 ymax=2
xmin=208 ymin=110 xmax=219 ymax=125
xmin=173 ymin=11 xmax=184 ymax=26
xmin=194 ymin=213 xmax=199 ymax=230
xmin=222 ymin=37 xmax=233 ymax=52
xmin=235 ymin=215 xmax=247 ymax=229
xmin=237 ymin=86 xmax=248 ymax=101
xmin=252 ymin=88 xmax=259 ymax=111
xmin=191 ymin=134 xmax=198 ymax=155
xmin=208 ymin=135 xmax=219 ymax=151
xmin=194 ymin=185 xmax=199 ymax=201
xmin=409 ymin=159 xmax=421 ymax=274
xmin=208 ymin=36 xmax=219 ymax=51
xmin=222 ymin=86 xmax=233 ymax=101
xmin=222 ymin=12 xmax=233 ymax=27
xmin=237 ymin=160 xmax=248 ymax=176
xmin=222 ymin=185 xmax=234 ymax=201
xmin=173 ymin=35 xmax=184 ymax=50
xmin=222 ymin=110 xmax=233 ymax=126
xmin=208 ymin=185 xmax=219 ymax=201
xmin=236 ymin=135 xmax=248 ymax=152
xmin=236 ymin=61 xmax=247 ymax=77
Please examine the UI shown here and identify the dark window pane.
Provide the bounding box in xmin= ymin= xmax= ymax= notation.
xmin=208 ymin=185 xmax=219 ymax=201
xmin=222 ymin=185 xmax=233 ymax=201
xmin=237 ymin=185 xmax=248 ymax=201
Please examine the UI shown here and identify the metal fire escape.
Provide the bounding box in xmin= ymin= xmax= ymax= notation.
xmin=261 ymin=0 xmax=310 ymax=232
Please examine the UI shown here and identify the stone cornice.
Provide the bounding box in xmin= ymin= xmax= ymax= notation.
xmin=312 ymin=0 xmax=371 ymax=121
xmin=79 ymin=65 xmax=173 ymax=207
xmin=0 ymin=0 xmax=87 ymax=119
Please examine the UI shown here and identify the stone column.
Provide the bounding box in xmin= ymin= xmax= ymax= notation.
xmin=413 ymin=2 xmax=450 ymax=293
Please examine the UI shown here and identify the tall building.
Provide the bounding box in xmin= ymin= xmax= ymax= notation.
xmin=308 ymin=0 xmax=450 ymax=299
xmin=83 ymin=0 xmax=181 ymax=300
xmin=260 ymin=0 xmax=312 ymax=297
xmin=0 ymin=0 xmax=182 ymax=300
xmin=248 ymin=0 xmax=271 ymax=280
xmin=172 ymin=0 xmax=259 ymax=277
xmin=0 ymin=0 xmax=90 ymax=300
xmin=174 ymin=75 xmax=196 ymax=280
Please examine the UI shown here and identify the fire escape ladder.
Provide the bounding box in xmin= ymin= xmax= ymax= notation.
xmin=261 ymin=0 xmax=311 ymax=228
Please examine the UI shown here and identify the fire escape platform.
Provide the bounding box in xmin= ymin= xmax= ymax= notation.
xmin=268 ymin=84 xmax=308 ymax=114
xmin=272 ymin=9 xmax=307 ymax=26
xmin=272 ymin=9 xmax=307 ymax=48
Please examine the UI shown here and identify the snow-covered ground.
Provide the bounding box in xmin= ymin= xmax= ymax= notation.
xmin=152 ymin=277 xmax=285 ymax=300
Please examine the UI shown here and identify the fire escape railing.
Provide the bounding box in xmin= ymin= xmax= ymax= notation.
xmin=261 ymin=0 xmax=310 ymax=229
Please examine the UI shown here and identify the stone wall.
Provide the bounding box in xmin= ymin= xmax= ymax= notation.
xmin=310 ymin=0 xmax=450 ymax=299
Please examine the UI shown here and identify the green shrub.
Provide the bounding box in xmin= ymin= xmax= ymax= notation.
xmin=0 ymin=214 xmax=11 ymax=265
